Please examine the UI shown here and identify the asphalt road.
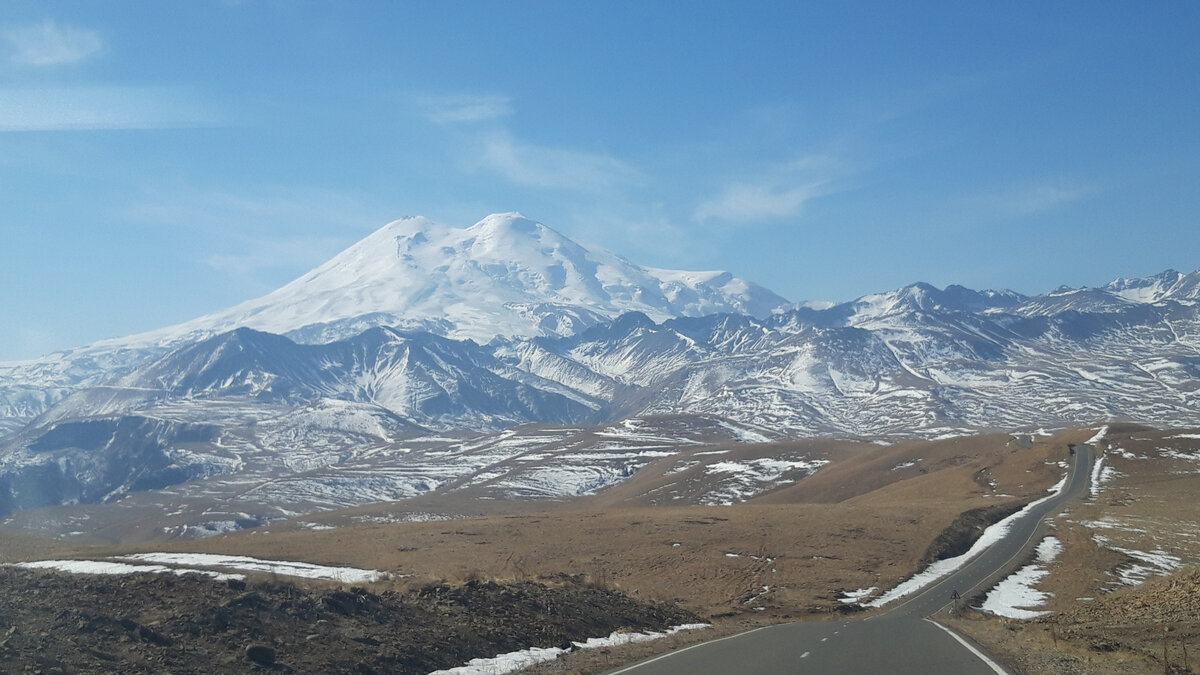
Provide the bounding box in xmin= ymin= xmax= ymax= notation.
xmin=611 ymin=443 xmax=1095 ymax=674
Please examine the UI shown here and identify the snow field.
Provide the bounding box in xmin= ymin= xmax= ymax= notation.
xmin=12 ymin=553 xmax=387 ymax=584
xmin=14 ymin=559 xmax=245 ymax=581
xmin=121 ymin=553 xmax=388 ymax=583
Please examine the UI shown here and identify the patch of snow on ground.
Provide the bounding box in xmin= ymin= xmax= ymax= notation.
xmin=428 ymin=624 xmax=710 ymax=675
xmin=1048 ymin=472 xmax=1068 ymax=494
xmin=1089 ymin=454 xmax=1117 ymax=498
xmin=664 ymin=461 xmax=699 ymax=475
xmin=13 ymin=559 xmax=244 ymax=581
xmin=1079 ymin=518 xmax=1148 ymax=533
xmin=1035 ymin=536 xmax=1063 ymax=563
xmin=715 ymin=420 xmax=773 ymax=444
xmin=352 ymin=512 xmax=455 ymax=524
xmin=119 ymin=553 xmax=387 ymax=583
xmin=866 ymin=470 xmax=1068 ymax=608
xmin=1166 ymin=434 xmax=1200 ymax=440
xmin=1156 ymin=447 xmax=1200 ymax=464
xmin=838 ymin=587 xmax=878 ymax=604
xmin=699 ymin=457 xmax=829 ymax=506
xmin=980 ymin=568 xmax=1050 ymax=619
xmin=1109 ymin=546 xmax=1183 ymax=586
xmin=1086 ymin=426 xmax=1110 ymax=445
xmin=891 ymin=460 xmax=918 ymax=471
xmin=979 ymin=536 xmax=1061 ymax=619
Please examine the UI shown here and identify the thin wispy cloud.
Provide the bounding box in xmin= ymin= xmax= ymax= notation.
xmin=125 ymin=184 xmax=396 ymax=292
xmin=0 ymin=86 xmax=220 ymax=131
xmin=478 ymin=132 xmax=640 ymax=191
xmin=2 ymin=19 xmax=102 ymax=66
xmin=961 ymin=179 xmax=1095 ymax=220
xmin=202 ymin=234 xmax=352 ymax=288
xmin=419 ymin=94 xmax=512 ymax=124
xmin=1002 ymin=181 xmax=1094 ymax=217
xmin=126 ymin=184 xmax=388 ymax=235
xmin=695 ymin=181 xmax=827 ymax=222
xmin=694 ymin=155 xmax=840 ymax=223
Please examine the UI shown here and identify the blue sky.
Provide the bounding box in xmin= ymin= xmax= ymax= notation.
xmin=2 ymin=2 xmax=1199 ymax=360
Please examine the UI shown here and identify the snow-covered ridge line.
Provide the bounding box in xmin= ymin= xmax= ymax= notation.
xmin=865 ymin=469 xmax=1069 ymax=608
xmin=429 ymin=623 xmax=711 ymax=675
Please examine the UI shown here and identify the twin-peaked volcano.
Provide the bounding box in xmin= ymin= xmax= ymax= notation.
xmin=154 ymin=212 xmax=790 ymax=347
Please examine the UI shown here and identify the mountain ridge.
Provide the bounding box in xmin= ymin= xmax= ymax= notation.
xmin=3 ymin=235 xmax=1200 ymax=529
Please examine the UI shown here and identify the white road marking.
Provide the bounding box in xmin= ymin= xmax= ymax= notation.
xmin=606 ymin=626 xmax=770 ymax=674
xmin=924 ymin=619 xmax=1010 ymax=674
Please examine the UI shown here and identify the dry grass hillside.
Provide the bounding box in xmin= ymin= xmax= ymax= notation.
xmin=947 ymin=425 xmax=1200 ymax=674
xmin=71 ymin=430 xmax=1076 ymax=621
xmin=3 ymin=427 xmax=1129 ymax=673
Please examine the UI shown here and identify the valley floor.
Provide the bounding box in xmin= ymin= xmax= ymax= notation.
xmin=3 ymin=426 xmax=1199 ymax=673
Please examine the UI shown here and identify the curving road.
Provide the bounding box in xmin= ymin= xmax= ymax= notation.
xmin=611 ymin=443 xmax=1095 ymax=674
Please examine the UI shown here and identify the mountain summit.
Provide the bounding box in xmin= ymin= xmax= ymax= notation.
xmin=160 ymin=212 xmax=790 ymax=346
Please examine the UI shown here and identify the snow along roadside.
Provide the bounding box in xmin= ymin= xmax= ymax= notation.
xmin=429 ymin=624 xmax=711 ymax=675
xmin=979 ymin=536 xmax=1062 ymax=619
xmin=864 ymin=468 xmax=1070 ymax=608
xmin=1087 ymin=426 xmax=1111 ymax=498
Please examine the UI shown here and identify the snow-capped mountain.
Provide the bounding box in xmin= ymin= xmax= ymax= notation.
xmin=1103 ymin=269 xmax=1200 ymax=304
xmin=131 ymin=212 xmax=789 ymax=347
xmin=0 ymin=213 xmax=786 ymax=432
xmin=3 ymin=207 xmax=1200 ymax=530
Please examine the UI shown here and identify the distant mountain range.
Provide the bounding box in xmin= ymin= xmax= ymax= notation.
xmin=2 ymin=213 xmax=1199 ymax=523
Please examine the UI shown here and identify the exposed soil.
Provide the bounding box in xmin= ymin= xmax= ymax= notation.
xmin=0 ymin=567 xmax=701 ymax=674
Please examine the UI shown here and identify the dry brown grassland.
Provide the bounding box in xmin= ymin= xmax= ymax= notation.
xmin=946 ymin=425 xmax=1200 ymax=674
xmin=12 ymin=427 xmax=1192 ymax=673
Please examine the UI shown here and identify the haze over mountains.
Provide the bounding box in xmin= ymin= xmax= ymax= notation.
xmin=2 ymin=213 xmax=1199 ymax=525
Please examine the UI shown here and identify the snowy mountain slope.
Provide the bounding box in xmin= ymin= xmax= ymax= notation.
xmin=0 ymin=413 xmax=797 ymax=534
xmin=131 ymin=212 xmax=790 ymax=347
xmin=0 ymin=213 xmax=788 ymax=430
xmin=45 ymin=326 xmax=604 ymax=432
xmin=9 ymin=268 xmax=1200 ymax=442
xmin=5 ymin=267 xmax=1200 ymax=528
xmin=495 ymin=289 xmax=1200 ymax=438
xmin=1104 ymin=269 xmax=1200 ymax=304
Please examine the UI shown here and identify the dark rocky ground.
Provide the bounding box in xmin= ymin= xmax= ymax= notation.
xmin=0 ymin=567 xmax=702 ymax=674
